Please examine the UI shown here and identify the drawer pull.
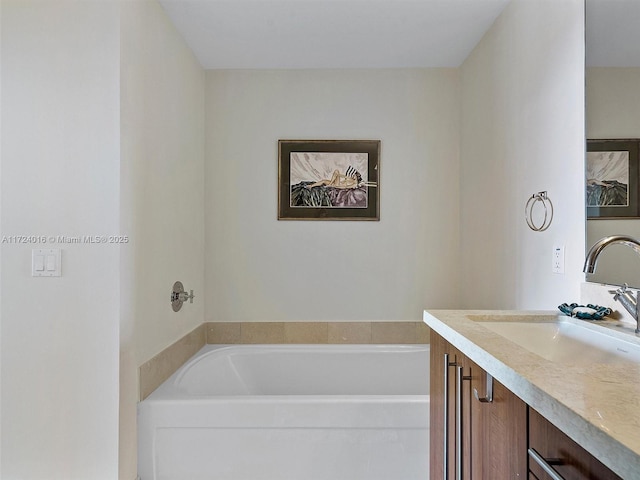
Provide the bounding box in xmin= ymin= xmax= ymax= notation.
xmin=443 ymin=353 xmax=456 ymax=479
xmin=456 ymin=365 xmax=472 ymax=480
xmin=528 ymin=448 xmax=566 ymax=480
xmin=473 ymin=372 xmax=493 ymax=403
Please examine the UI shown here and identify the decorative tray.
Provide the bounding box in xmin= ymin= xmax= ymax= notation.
xmin=558 ymin=303 xmax=612 ymax=320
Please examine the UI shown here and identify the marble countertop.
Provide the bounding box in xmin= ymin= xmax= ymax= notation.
xmin=423 ymin=309 xmax=640 ymax=480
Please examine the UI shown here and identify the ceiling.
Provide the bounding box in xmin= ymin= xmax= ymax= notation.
xmin=158 ymin=0 xmax=640 ymax=70
xmin=158 ymin=0 xmax=511 ymax=69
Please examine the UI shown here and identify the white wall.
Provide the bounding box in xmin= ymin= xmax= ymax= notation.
xmin=205 ymin=69 xmax=461 ymax=321
xmin=1 ymin=1 xmax=120 ymax=478
xmin=460 ymin=0 xmax=586 ymax=309
xmin=1 ymin=2 xmax=204 ymax=478
xmin=0 ymin=3 xmax=4 ymax=473
xmin=586 ymin=67 xmax=640 ymax=287
xmin=120 ymin=1 xmax=205 ymax=478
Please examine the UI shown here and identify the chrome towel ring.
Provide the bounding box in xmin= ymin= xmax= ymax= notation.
xmin=525 ymin=191 xmax=553 ymax=232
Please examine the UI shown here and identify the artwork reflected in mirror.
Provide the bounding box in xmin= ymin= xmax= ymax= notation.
xmin=586 ymin=140 xmax=639 ymax=219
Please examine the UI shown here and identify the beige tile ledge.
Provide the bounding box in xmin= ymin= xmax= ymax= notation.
xmin=140 ymin=320 xmax=430 ymax=400
xmin=206 ymin=321 xmax=430 ymax=344
xmin=423 ymin=309 xmax=640 ymax=480
xmin=138 ymin=324 xmax=206 ymax=400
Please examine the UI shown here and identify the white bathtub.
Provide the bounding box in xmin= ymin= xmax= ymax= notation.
xmin=138 ymin=344 xmax=429 ymax=480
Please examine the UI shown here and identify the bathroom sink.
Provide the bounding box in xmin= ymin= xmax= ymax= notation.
xmin=472 ymin=316 xmax=640 ymax=364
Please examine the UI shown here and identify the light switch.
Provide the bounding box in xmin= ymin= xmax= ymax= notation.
xmin=32 ymin=249 xmax=61 ymax=277
xmin=46 ymin=255 xmax=56 ymax=271
xmin=34 ymin=255 xmax=45 ymax=271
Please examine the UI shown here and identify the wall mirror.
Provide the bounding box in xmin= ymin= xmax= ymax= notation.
xmin=585 ymin=0 xmax=640 ymax=287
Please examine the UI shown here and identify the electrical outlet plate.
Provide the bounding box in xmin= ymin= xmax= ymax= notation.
xmin=552 ymin=245 xmax=565 ymax=274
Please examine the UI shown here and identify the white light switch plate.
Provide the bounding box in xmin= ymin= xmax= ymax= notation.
xmin=32 ymin=249 xmax=61 ymax=277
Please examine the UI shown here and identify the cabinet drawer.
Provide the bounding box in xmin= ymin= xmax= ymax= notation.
xmin=528 ymin=408 xmax=621 ymax=480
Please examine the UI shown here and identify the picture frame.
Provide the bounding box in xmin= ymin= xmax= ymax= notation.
xmin=587 ymin=139 xmax=640 ymax=218
xmin=278 ymin=140 xmax=380 ymax=220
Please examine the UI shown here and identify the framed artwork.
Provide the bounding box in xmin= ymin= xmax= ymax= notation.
xmin=278 ymin=140 xmax=380 ymax=220
xmin=587 ymin=139 xmax=640 ymax=218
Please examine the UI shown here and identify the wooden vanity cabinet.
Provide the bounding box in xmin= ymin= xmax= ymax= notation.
xmin=528 ymin=408 xmax=621 ymax=480
xmin=430 ymin=332 xmax=527 ymax=479
xmin=430 ymin=331 xmax=622 ymax=480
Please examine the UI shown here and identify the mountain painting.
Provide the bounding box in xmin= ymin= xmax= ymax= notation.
xmin=586 ymin=151 xmax=629 ymax=207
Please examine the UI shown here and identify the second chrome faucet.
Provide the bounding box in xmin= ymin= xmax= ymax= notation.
xmin=584 ymin=235 xmax=640 ymax=334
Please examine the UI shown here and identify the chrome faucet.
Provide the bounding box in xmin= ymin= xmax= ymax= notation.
xmin=607 ymin=284 xmax=639 ymax=333
xmin=583 ymin=235 xmax=640 ymax=333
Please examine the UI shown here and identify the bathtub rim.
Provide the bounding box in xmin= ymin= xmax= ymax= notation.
xmin=142 ymin=343 xmax=430 ymax=401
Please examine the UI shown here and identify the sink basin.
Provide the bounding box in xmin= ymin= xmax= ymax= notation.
xmin=473 ymin=316 xmax=640 ymax=364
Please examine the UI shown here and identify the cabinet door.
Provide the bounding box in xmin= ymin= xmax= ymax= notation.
xmin=528 ymin=408 xmax=622 ymax=480
xmin=467 ymin=356 xmax=528 ymax=478
xmin=430 ymin=332 xmax=527 ymax=479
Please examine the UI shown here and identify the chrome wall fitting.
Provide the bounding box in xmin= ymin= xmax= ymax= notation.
xmin=171 ymin=281 xmax=195 ymax=312
xmin=525 ymin=191 xmax=554 ymax=232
